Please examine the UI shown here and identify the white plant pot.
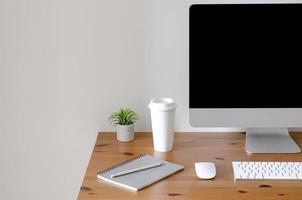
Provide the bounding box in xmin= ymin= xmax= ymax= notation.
xmin=116 ymin=124 xmax=135 ymax=142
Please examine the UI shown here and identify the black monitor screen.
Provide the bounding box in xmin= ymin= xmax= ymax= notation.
xmin=189 ymin=4 xmax=302 ymax=108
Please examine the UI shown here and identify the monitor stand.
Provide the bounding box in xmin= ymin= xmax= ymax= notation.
xmin=246 ymin=128 xmax=301 ymax=154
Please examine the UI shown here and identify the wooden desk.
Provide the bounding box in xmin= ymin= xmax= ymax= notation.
xmin=78 ymin=132 xmax=302 ymax=200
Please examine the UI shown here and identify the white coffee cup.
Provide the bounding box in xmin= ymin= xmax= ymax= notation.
xmin=148 ymin=98 xmax=177 ymax=152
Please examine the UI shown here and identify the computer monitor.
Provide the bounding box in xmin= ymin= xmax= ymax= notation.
xmin=189 ymin=3 xmax=302 ymax=154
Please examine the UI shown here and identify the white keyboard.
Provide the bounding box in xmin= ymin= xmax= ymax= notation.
xmin=232 ymin=161 xmax=302 ymax=180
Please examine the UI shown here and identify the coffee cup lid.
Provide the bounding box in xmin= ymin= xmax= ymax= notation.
xmin=148 ymin=98 xmax=177 ymax=111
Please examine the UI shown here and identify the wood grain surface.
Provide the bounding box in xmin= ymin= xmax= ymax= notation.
xmin=77 ymin=132 xmax=302 ymax=200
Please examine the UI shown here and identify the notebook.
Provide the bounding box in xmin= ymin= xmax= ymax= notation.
xmin=97 ymin=154 xmax=184 ymax=191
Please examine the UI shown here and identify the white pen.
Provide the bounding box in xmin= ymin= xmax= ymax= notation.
xmin=111 ymin=162 xmax=163 ymax=178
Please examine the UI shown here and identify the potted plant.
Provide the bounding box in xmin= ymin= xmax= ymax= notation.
xmin=110 ymin=108 xmax=138 ymax=142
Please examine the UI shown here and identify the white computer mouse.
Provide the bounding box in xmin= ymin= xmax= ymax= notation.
xmin=195 ymin=162 xmax=216 ymax=179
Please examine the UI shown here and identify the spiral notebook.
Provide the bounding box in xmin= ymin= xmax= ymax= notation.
xmin=97 ymin=154 xmax=184 ymax=191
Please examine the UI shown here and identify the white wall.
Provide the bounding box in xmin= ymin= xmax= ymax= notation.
xmin=101 ymin=0 xmax=206 ymax=132
xmin=0 ymin=0 xmax=143 ymax=199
